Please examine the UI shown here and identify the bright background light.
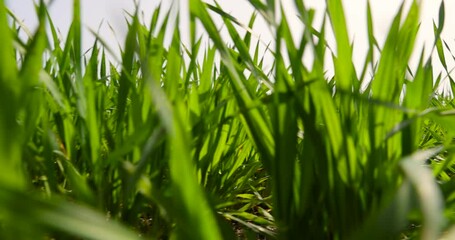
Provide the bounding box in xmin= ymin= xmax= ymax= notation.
xmin=5 ymin=0 xmax=455 ymax=80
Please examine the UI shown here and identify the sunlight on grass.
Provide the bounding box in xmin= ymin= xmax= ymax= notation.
xmin=1 ymin=0 xmax=455 ymax=239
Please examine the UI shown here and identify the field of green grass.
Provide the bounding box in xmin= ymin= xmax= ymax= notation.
xmin=2 ymin=0 xmax=455 ymax=239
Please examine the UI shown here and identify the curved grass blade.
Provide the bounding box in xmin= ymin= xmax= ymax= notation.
xmin=0 ymin=184 xmax=140 ymax=240
xmin=139 ymin=9 xmax=224 ymax=239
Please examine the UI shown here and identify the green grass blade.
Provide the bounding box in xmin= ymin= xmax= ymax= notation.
xmin=270 ymin=19 xmax=298 ymax=238
xmin=72 ymin=0 xmax=82 ymax=74
xmin=0 ymin=0 xmax=23 ymax=188
xmin=0 ymin=183 xmax=140 ymax=240
xmin=400 ymin=147 xmax=445 ymax=240
xmin=115 ymin=13 xmax=138 ymax=138
xmin=326 ymin=0 xmax=355 ymax=92
xmin=140 ymin=10 xmax=223 ymax=239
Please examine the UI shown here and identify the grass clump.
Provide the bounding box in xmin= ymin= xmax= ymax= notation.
xmin=1 ymin=0 xmax=455 ymax=239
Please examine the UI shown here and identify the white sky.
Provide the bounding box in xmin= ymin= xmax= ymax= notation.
xmin=5 ymin=0 xmax=455 ymax=84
